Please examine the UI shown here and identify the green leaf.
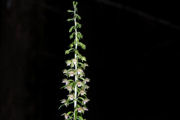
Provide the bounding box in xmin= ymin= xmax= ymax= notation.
xmin=67 ymin=79 xmax=74 ymax=82
xmin=79 ymin=77 xmax=85 ymax=80
xmin=78 ymin=97 xmax=85 ymax=101
xmin=67 ymin=111 xmax=73 ymax=115
xmin=78 ymin=116 xmax=84 ymax=120
xmin=58 ymin=104 xmax=64 ymax=110
xmin=60 ymin=86 xmax=66 ymax=89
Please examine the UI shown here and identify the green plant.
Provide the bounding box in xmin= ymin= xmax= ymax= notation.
xmin=59 ymin=1 xmax=90 ymax=120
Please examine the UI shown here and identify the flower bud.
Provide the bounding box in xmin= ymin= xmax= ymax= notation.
xmin=66 ymin=60 xmax=71 ymax=66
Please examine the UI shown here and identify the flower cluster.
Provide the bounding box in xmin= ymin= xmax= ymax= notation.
xmin=60 ymin=1 xmax=90 ymax=120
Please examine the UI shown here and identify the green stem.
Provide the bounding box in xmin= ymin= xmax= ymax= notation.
xmin=73 ymin=4 xmax=78 ymax=120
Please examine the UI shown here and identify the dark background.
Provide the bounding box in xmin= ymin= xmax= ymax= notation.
xmin=0 ymin=0 xmax=180 ymax=120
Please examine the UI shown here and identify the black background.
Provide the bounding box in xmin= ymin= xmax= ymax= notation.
xmin=0 ymin=0 xmax=180 ymax=120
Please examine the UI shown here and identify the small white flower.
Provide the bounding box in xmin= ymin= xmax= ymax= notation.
xmin=84 ymin=78 xmax=90 ymax=84
xmin=65 ymin=86 xmax=72 ymax=92
xmin=77 ymin=81 xmax=82 ymax=87
xmin=79 ymin=90 xmax=86 ymax=96
xmin=77 ymin=107 xmax=84 ymax=113
xmin=63 ymin=69 xmax=68 ymax=74
xmin=64 ymin=102 xmax=68 ymax=107
xmin=68 ymin=71 xmax=75 ymax=77
xmin=61 ymin=99 xmax=66 ymax=104
xmin=62 ymin=113 xmax=69 ymax=119
xmin=72 ymin=59 xmax=77 ymax=64
xmin=83 ymin=98 xmax=90 ymax=104
xmin=84 ymin=85 xmax=90 ymax=90
xmin=77 ymin=68 xmax=83 ymax=75
xmin=62 ymin=79 xmax=69 ymax=85
xmin=83 ymin=107 xmax=88 ymax=111
xmin=68 ymin=94 xmax=74 ymax=101
xmin=84 ymin=63 xmax=88 ymax=67
xmin=81 ymin=56 xmax=86 ymax=61
xmin=66 ymin=60 xmax=71 ymax=66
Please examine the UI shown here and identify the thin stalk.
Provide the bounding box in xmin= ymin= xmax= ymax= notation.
xmin=61 ymin=1 xmax=89 ymax=119
xmin=73 ymin=6 xmax=78 ymax=120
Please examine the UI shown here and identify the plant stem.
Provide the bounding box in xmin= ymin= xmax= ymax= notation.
xmin=73 ymin=5 xmax=78 ymax=120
